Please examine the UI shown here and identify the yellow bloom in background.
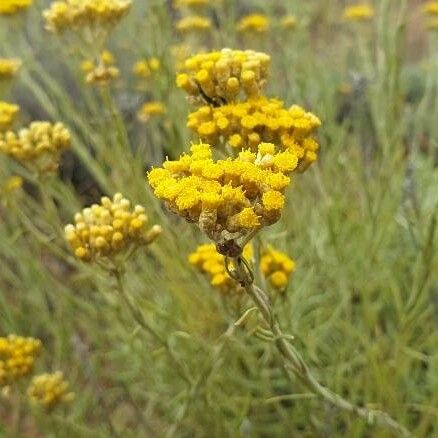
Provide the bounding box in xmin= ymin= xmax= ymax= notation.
xmin=423 ymin=1 xmax=438 ymax=15
xmin=0 ymin=121 xmax=70 ymax=170
xmin=0 ymin=0 xmax=32 ymax=15
xmin=138 ymin=101 xmax=166 ymax=122
xmin=176 ymin=49 xmax=271 ymax=104
xmin=342 ymin=4 xmax=374 ymax=21
xmin=187 ymin=97 xmax=321 ymax=172
xmin=0 ymin=101 xmax=19 ymax=132
xmin=175 ymin=15 xmax=212 ymax=33
xmin=65 ymin=193 xmax=162 ymax=263
xmin=237 ymin=14 xmax=269 ymax=33
xmin=27 ymin=372 xmax=75 ymax=409
xmin=2 ymin=175 xmax=23 ymax=193
xmin=426 ymin=17 xmax=438 ymax=30
xmin=0 ymin=58 xmax=22 ymax=79
xmin=148 ymin=142 xmax=297 ymax=245
xmin=260 ymin=247 xmax=295 ymax=290
xmin=43 ymin=0 xmax=131 ymax=34
xmin=188 ymin=243 xmax=253 ymax=293
xmin=0 ymin=335 xmax=42 ymax=386
xmin=81 ymin=50 xmax=115 ymax=73
xmin=133 ymin=57 xmax=160 ymax=79
xmin=81 ymin=50 xmax=119 ymax=85
xmin=174 ymin=0 xmax=209 ymax=9
xmin=280 ymin=15 xmax=297 ymax=30
xmin=171 ymin=44 xmax=193 ymax=70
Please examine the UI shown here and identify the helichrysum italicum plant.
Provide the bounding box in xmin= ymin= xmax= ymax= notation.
xmin=81 ymin=51 xmax=120 ymax=86
xmin=342 ymin=4 xmax=375 ymax=22
xmin=137 ymin=101 xmax=166 ymax=122
xmin=133 ymin=57 xmax=160 ymax=80
xmin=260 ymin=246 xmax=295 ymax=290
xmin=0 ymin=121 xmax=71 ymax=173
xmin=175 ymin=15 xmax=212 ymax=33
xmin=64 ymin=193 xmax=162 ymax=263
xmin=237 ymin=13 xmax=270 ymax=34
xmin=0 ymin=0 xmax=32 ymax=15
xmin=176 ymin=49 xmax=271 ymax=104
xmin=0 ymin=58 xmax=22 ymax=79
xmin=27 ymin=372 xmax=74 ymax=409
xmin=423 ymin=1 xmax=438 ymax=15
xmin=0 ymin=335 xmax=42 ymax=386
xmin=0 ymin=101 xmax=19 ymax=132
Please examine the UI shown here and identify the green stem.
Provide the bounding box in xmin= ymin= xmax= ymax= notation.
xmin=232 ymin=256 xmax=411 ymax=438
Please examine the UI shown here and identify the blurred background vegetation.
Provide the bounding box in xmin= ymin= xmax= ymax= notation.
xmin=0 ymin=0 xmax=437 ymax=436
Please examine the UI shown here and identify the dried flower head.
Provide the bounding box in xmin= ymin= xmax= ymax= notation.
xmin=27 ymin=372 xmax=75 ymax=409
xmin=0 ymin=0 xmax=32 ymax=15
xmin=0 ymin=121 xmax=70 ymax=171
xmin=237 ymin=13 xmax=269 ymax=33
xmin=65 ymin=193 xmax=161 ymax=263
xmin=189 ymin=243 xmax=253 ymax=293
xmin=0 ymin=335 xmax=42 ymax=386
xmin=260 ymin=247 xmax=295 ymax=290
xmin=175 ymin=15 xmax=212 ymax=33
xmin=43 ymin=0 xmax=131 ymax=37
xmin=133 ymin=57 xmax=160 ymax=79
xmin=187 ymin=97 xmax=321 ymax=172
xmin=137 ymin=101 xmax=166 ymax=122
xmin=0 ymin=59 xmax=22 ymax=79
xmin=176 ymin=49 xmax=271 ymax=104
xmin=0 ymin=101 xmax=19 ymax=132
xmin=148 ymin=142 xmax=297 ymax=247
xmin=342 ymin=4 xmax=374 ymax=21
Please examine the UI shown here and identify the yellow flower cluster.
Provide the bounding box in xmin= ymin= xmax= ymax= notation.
xmin=175 ymin=15 xmax=211 ymax=33
xmin=0 ymin=101 xmax=19 ymax=132
xmin=148 ymin=142 xmax=297 ymax=244
xmin=0 ymin=58 xmax=22 ymax=79
xmin=0 ymin=335 xmax=42 ymax=386
xmin=133 ymin=57 xmax=160 ymax=79
xmin=0 ymin=0 xmax=32 ymax=15
xmin=280 ymin=15 xmax=297 ymax=30
xmin=176 ymin=49 xmax=271 ymax=104
xmin=43 ymin=0 xmax=131 ymax=34
xmin=27 ymin=372 xmax=75 ymax=409
xmin=237 ymin=13 xmax=269 ymax=33
xmin=424 ymin=1 xmax=438 ymax=15
xmin=138 ymin=101 xmax=166 ymax=122
xmin=174 ymin=0 xmax=209 ymax=9
xmin=188 ymin=243 xmax=253 ymax=293
xmin=260 ymin=247 xmax=295 ymax=289
xmin=187 ymin=97 xmax=321 ymax=172
xmin=0 ymin=121 xmax=69 ymax=164
xmin=65 ymin=193 xmax=162 ymax=262
xmin=82 ymin=51 xmax=119 ymax=86
xmin=1 ymin=175 xmax=23 ymax=194
xmin=342 ymin=4 xmax=374 ymax=21
xmin=0 ymin=122 xmax=71 ymax=170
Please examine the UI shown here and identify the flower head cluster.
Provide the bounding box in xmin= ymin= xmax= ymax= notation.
xmin=187 ymin=97 xmax=321 ymax=172
xmin=424 ymin=1 xmax=438 ymax=15
xmin=138 ymin=101 xmax=166 ymax=122
xmin=188 ymin=243 xmax=253 ymax=293
xmin=0 ymin=58 xmax=22 ymax=80
xmin=260 ymin=247 xmax=295 ymax=290
xmin=176 ymin=49 xmax=271 ymax=104
xmin=174 ymin=0 xmax=209 ymax=9
xmin=27 ymin=372 xmax=75 ymax=409
xmin=0 ymin=335 xmax=42 ymax=386
xmin=342 ymin=4 xmax=374 ymax=21
xmin=280 ymin=15 xmax=297 ymax=30
xmin=82 ymin=51 xmax=119 ymax=86
xmin=175 ymin=15 xmax=211 ymax=33
xmin=0 ymin=121 xmax=70 ymax=170
xmin=65 ymin=193 xmax=162 ymax=262
xmin=43 ymin=0 xmax=131 ymax=34
xmin=0 ymin=101 xmax=19 ymax=132
xmin=237 ymin=14 xmax=269 ymax=33
xmin=148 ymin=142 xmax=297 ymax=245
xmin=133 ymin=57 xmax=160 ymax=79
xmin=1 ymin=175 xmax=23 ymax=195
xmin=0 ymin=0 xmax=32 ymax=15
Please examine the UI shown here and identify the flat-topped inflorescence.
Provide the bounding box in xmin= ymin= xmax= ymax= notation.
xmin=175 ymin=15 xmax=211 ymax=33
xmin=237 ymin=14 xmax=270 ymax=33
xmin=65 ymin=193 xmax=162 ymax=263
xmin=342 ymin=4 xmax=374 ymax=21
xmin=0 ymin=121 xmax=70 ymax=171
xmin=260 ymin=247 xmax=295 ymax=290
xmin=81 ymin=51 xmax=119 ymax=86
xmin=27 ymin=372 xmax=75 ymax=409
xmin=176 ymin=49 xmax=271 ymax=105
xmin=187 ymin=96 xmax=321 ymax=172
xmin=43 ymin=0 xmax=131 ymax=34
xmin=148 ymin=142 xmax=297 ymax=247
xmin=0 ymin=335 xmax=42 ymax=386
